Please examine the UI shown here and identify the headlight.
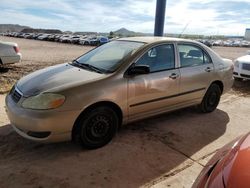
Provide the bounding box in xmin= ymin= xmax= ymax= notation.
xmin=234 ymin=60 xmax=239 ymax=68
xmin=22 ymin=93 xmax=65 ymax=110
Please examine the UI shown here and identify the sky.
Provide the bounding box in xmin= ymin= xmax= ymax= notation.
xmin=0 ymin=0 xmax=250 ymax=36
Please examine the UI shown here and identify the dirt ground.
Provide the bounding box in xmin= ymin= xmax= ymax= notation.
xmin=0 ymin=36 xmax=250 ymax=188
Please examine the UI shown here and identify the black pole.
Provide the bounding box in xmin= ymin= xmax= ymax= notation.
xmin=154 ymin=0 xmax=167 ymax=36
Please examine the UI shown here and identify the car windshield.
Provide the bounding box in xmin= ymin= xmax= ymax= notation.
xmin=75 ymin=40 xmax=145 ymax=73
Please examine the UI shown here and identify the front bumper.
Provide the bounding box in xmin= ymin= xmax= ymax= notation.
xmin=5 ymin=94 xmax=80 ymax=143
xmin=234 ymin=66 xmax=250 ymax=80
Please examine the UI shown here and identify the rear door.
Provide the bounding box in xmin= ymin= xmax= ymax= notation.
xmin=177 ymin=43 xmax=214 ymax=102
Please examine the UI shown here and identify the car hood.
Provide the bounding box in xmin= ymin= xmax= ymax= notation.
xmin=17 ymin=63 xmax=106 ymax=96
xmin=201 ymin=134 xmax=250 ymax=188
xmin=222 ymin=133 xmax=250 ymax=187
xmin=236 ymin=55 xmax=250 ymax=63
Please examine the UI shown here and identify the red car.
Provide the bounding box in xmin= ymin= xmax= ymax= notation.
xmin=193 ymin=133 xmax=250 ymax=188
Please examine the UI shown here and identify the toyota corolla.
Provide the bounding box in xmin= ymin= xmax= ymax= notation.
xmin=5 ymin=37 xmax=234 ymax=149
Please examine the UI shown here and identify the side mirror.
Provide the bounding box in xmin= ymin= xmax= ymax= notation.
xmin=127 ymin=65 xmax=150 ymax=75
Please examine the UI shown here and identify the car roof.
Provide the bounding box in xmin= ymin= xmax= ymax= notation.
xmin=117 ymin=36 xmax=194 ymax=44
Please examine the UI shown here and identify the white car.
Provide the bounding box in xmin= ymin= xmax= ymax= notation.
xmin=0 ymin=41 xmax=21 ymax=65
xmin=37 ymin=34 xmax=50 ymax=40
xmin=59 ymin=35 xmax=71 ymax=43
xmin=234 ymin=51 xmax=250 ymax=81
xmin=78 ymin=36 xmax=89 ymax=45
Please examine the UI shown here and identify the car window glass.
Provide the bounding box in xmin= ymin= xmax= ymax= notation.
xmin=136 ymin=44 xmax=175 ymax=72
xmin=178 ymin=44 xmax=211 ymax=67
xmin=90 ymin=48 xmax=125 ymax=62
xmin=148 ymin=48 xmax=157 ymax=57
xmin=204 ymin=53 xmax=212 ymax=64
xmin=77 ymin=41 xmax=144 ymax=72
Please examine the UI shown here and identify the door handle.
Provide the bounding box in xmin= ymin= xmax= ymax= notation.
xmin=205 ymin=67 xmax=212 ymax=72
xmin=169 ymin=73 xmax=179 ymax=79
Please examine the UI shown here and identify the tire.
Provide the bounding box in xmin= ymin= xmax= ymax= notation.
xmin=75 ymin=106 xmax=118 ymax=149
xmin=199 ymin=84 xmax=221 ymax=113
xmin=234 ymin=77 xmax=243 ymax=82
xmin=84 ymin=41 xmax=89 ymax=45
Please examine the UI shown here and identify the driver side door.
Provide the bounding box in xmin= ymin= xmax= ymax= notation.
xmin=127 ymin=43 xmax=180 ymax=121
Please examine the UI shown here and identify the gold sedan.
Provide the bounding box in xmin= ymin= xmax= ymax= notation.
xmin=5 ymin=37 xmax=234 ymax=149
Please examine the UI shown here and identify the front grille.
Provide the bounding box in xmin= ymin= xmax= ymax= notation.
xmin=240 ymin=74 xmax=250 ymax=78
xmin=242 ymin=63 xmax=250 ymax=71
xmin=10 ymin=86 xmax=22 ymax=103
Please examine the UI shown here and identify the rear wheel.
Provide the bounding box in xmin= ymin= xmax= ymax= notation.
xmin=75 ymin=106 xmax=118 ymax=149
xmin=199 ymin=84 xmax=221 ymax=113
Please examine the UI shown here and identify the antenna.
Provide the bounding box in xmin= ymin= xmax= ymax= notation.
xmin=178 ymin=21 xmax=191 ymax=38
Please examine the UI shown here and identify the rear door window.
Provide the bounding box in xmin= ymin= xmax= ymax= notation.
xmin=178 ymin=44 xmax=212 ymax=67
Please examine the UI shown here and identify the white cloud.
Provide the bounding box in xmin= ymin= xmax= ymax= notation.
xmin=165 ymin=0 xmax=250 ymax=35
xmin=0 ymin=0 xmax=249 ymax=35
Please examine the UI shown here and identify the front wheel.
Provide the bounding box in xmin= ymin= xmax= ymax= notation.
xmin=198 ymin=84 xmax=221 ymax=113
xmin=76 ymin=106 xmax=118 ymax=149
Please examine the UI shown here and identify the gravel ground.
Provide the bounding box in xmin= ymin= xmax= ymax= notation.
xmin=0 ymin=37 xmax=250 ymax=188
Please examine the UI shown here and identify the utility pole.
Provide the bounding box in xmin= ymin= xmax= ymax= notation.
xmin=154 ymin=0 xmax=167 ymax=36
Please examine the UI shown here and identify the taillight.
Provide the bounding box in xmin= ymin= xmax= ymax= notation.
xmin=13 ymin=46 xmax=20 ymax=53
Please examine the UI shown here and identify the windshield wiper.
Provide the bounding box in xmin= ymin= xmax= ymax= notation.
xmin=71 ymin=60 xmax=104 ymax=74
xmin=82 ymin=63 xmax=104 ymax=74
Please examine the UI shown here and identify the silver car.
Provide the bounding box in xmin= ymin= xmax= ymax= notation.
xmin=5 ymin=37 xmax=234 ymax=149
xmin=0 ymin=41 xmax=21 ymax=65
